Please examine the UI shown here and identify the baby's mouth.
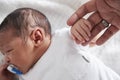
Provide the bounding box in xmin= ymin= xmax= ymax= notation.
xmin=7 ymin=64 xmax=23 ymax=75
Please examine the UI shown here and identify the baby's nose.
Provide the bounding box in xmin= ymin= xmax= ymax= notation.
xmin=4 ymin=56 xmax=10 ymax=64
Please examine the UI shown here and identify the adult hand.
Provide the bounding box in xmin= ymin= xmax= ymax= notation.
xmin=67 ymin=0 xmax=120 ymax=45
xmin=0 ymin=64 xmax=18 ymax=80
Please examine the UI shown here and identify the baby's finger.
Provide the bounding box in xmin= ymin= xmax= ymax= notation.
xmin=71 ymin=28 xmax=85 ymax=43
xmin=76 ymin=22 xmax=90 ymax=41
xmin=80 ymin=19 xmax=91 ymax=37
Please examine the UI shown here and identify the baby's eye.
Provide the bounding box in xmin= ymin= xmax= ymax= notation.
xmin=5 ymin=49 xmax=14 ymax=56
xmin=7 ymin=49 xmax=13 ymax=53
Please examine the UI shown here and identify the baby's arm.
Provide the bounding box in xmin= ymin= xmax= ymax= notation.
xmin=70 ymin=18 xmax=92 ymax=44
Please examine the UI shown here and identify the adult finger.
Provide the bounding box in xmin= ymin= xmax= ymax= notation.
xmin=67 ymin=0 xmax=96 ymax=26
xmin=88 ymin=11 xmax=102 ymax=28
xmin=91 ymin=20 xmax=108 ymax=38
xmin=96 ymin=25 xmax=119 ymax=45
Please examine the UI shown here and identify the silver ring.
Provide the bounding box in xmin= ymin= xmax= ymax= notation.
xmin=101 ymin=19 xmax=109 ymax=27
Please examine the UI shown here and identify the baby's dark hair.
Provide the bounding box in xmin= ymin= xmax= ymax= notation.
xmin=0 ymin=8 xmax=51 ymax=39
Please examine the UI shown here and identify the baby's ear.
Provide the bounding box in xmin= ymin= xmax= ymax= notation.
xmin=30 ymin=28 xmax=45 ymax=46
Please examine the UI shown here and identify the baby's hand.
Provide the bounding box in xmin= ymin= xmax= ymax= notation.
xmin=71 ymin=18 xmax=92 ymax=44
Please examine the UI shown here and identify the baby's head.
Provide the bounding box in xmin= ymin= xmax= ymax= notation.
xmin=0 ymin=8 xmax=51 ymax=74
xmin=0 ymin=8 xmax=51 ymax=39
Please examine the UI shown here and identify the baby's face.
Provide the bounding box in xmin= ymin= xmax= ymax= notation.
xmin=0 ymin=29 xmax=35 ymax=74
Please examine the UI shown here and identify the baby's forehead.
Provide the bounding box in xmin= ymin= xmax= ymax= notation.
xmin=0 ymin=38 xmax=10 ymax=52
xmin=0 ymin=29 xmax=15 ymax=42
xmin=0 ymin=30 xmax=17 ymax=51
